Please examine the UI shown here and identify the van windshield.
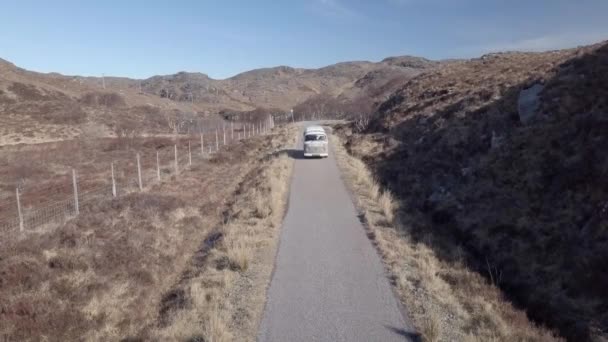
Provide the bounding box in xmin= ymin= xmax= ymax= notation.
xmin=305 ymin=134 xmax=326 ymax=142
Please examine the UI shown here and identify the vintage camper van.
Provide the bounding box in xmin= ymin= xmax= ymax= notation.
xmin=303 ymin=126 xmax=328 ymax=158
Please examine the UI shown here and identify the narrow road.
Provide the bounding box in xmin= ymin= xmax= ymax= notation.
xmin=257 ymin=126 xmax=416 ymax=342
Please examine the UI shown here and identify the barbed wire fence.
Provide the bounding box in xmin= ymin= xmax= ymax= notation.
xmin=0 ymin=114 xmax=277 ymax=235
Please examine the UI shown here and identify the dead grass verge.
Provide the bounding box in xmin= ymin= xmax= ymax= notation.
xmin=148 ymin=125 xmax=297 ymax=342
xmin=330 ymin=132 xmax=561 ymax=342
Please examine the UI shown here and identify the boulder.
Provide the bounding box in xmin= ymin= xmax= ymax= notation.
xmin=518 ymin=83 xmax=544 ymax=124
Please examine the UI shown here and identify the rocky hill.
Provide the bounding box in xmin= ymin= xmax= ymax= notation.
xmin=0 ymin=56 xmax=435 ymax=145
xmin=338 ymin=41 xmax=608 ymax=341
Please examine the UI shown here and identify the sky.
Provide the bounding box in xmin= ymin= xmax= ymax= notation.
xmin=1 ymin=0 xmax=607 ymax=80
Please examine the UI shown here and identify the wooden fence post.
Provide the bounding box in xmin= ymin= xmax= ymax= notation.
xmin=16 ymin=188 xmax=24 ymax=232
xmin=223 ymin=129 xmax=226 ymax=145
xmin=188 ymin=141 xmax=192 ymax=166
xmin=111 ymin=162 xmax=117 ymax=197
xmin=174 ymin=144 xmax=179 ymax=175
xmin=200 ymin=133 xmax=204 ymax=155
xmin=156 ymin=151 xmax=161 ymax=181
xmin=215 ymin=130 xmax=219 ymax=151
xmin=231 ymin=121 xmax=234 ymax=141
xmin=137 ymin=153 xmax=143 ymax=191
xmin=72 ymin=169 xmax=79 ymax=215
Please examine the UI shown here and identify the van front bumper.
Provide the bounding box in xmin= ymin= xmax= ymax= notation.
xmin=304 ymin=152 xmax=329 ymax=158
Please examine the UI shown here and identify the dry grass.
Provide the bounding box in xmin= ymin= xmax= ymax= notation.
xmin=338 ymin=43 xmax=608 ymax=341
xmin=0 ymin=124 xmax=297 ymax=341
xmin=148 ymin=125 xmax=297 ymax=342
xmin=226 ymin=236 xmax=252 ymax=271
xmin=421 ymin=312 xmax=441 ymax=342
xmin=378 ymin=189 xmax=396 ymax=224
xmin=330 ymin=131 xmax=561 ymax=342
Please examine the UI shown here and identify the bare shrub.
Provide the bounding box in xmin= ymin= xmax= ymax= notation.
xmin=355 ymin=114 xmax=371 ymax=133
xmin=369 ymin=182 xmax=381 ymax=201
xmin=421 ymin=313 xmax=441 ymax=342
xmin=226 ymin=239 xmax=250 ymax=271
xmin=79 ymin=92 xmax=126 ymax=108
xmin=379 ymin=190 xmax=396 ymax=224
xmin=8 ymin=82 xmax=47 ymax=101
xmin=203 ymin=308 xmax=232 ymax=342
xmin=252 ymin=188 xmax=271 ymax=218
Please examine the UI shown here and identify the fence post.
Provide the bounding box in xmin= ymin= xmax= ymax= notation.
xmin=215 ymin=130 xmax=219 ymax=151
xmin=231 ymin=121 xmax=234 ymax=141
xmin=223 ymin=129 xmax=226 ymax=145
xmin=111 ymin=162 xmax=117 ymax=197
xmin=188 ymin=141 xmax=192 ymax=166
xmin=156 ymin=151 xmax=161 ymax=181
xmin=200 ymin=133 xmax=204 ymax=155
xmin=174 ymin=144 xmax=179 ymax=175
xmin=137 ymin=153 xmax=143 ymax=191
xmin=72 ymin=169 xmax=79 ymax=215
xmin=16 ymin=188 xmax=24 ymax=232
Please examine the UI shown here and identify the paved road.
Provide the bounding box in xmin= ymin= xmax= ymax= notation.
xmin=257 ymin=126 xmax=416 ymax=342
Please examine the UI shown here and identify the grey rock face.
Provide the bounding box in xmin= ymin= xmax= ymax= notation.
xmin=518 ymin=83 xmax=544 ymax=124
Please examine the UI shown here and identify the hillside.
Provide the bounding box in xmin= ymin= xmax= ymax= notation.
xmin=0 ymin=56 xmax=435 ymax=145
xmin=337 ymin=41 xmax=608 ymax=341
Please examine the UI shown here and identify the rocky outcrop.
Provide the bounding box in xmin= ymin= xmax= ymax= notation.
xmin=518 ymin=83 xmax=544 ymax=124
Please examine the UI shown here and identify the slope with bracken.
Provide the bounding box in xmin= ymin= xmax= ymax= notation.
xmin=339 ymin=41 xmax=608 ymax=341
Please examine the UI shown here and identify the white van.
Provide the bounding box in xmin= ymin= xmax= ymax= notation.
xmin=303 ymin=126 xmax=328 ymax=158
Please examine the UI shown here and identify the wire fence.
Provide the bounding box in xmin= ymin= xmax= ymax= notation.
xmin=0 ymin=115 xmax=277 ymax=235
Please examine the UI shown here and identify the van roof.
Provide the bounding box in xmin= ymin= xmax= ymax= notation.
xmin=305 ymin=126 xmax=325 ymax=133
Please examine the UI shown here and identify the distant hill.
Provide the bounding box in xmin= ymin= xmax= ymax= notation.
xmin=0 ymin=55 xmax=438 ymax=144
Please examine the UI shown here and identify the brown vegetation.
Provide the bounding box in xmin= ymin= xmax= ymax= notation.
xmin=0 ymin=124 xmax=296 ymax=341
xmin=333 ymin=41 xmax=608 ymax=341
xmin=0 ymin=53 xmax=434 ymax=145
xmin=331 ymin=131 xmax=560 ymax=341
xmin=151 ymin=128 xmax=296 ymax=341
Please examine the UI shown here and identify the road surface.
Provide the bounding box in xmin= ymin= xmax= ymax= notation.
xmin=257 ymin=126 xmax=416 ymax=342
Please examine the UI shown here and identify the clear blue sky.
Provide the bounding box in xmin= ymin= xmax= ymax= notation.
xmin=1 ymin=0 xmax=607 ymax=79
